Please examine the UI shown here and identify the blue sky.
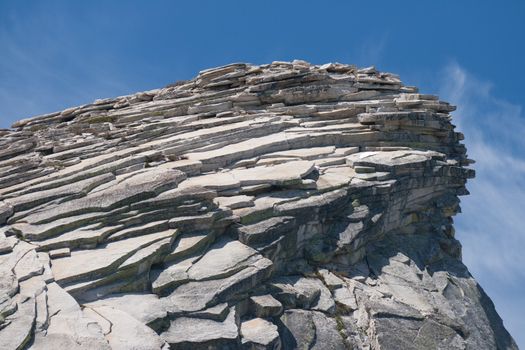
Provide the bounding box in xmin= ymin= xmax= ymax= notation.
xmin=1 ymin=0 xmax=524 ymax=346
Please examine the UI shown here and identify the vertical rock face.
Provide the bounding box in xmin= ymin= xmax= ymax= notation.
xmin=0 ymin=60 xmax=517 ymax=349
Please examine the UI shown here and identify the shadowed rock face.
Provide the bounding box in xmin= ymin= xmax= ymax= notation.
xmin=0 ymin=60 xmax=517 ymax=349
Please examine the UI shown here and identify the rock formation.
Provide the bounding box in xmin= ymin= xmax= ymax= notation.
xmin=0 ymin=60 xmax=517 ymax=349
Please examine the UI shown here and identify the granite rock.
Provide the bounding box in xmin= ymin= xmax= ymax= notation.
xmin=0 ymin=61 xmax=516 ymax=349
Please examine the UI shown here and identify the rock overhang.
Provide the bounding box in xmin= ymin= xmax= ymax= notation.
xmin=0 ymin=60 xmax=517 ymax=349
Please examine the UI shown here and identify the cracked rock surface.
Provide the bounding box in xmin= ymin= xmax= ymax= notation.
xmin=0 ymin=60 xmax=517 ymax=349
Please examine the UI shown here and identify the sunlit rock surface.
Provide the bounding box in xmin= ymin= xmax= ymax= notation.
xmin=0 ymin=60 xmax=517 ymax=349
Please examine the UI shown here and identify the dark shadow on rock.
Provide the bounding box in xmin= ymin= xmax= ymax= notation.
xmin=361 ymin=229 xmax=518 ymax=349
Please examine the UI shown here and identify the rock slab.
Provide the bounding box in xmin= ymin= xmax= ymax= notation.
xmin=0 ymin=60 xmax=516 ymax=349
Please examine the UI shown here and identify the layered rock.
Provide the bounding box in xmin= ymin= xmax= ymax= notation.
xmin=0 ymin=60 xmax=517 ymax=349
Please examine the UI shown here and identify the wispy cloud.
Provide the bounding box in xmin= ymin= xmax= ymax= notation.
xmin=439 ymin=61 xmax=525 ymax=344
xmin=355 ymin=32 xmax=389 ymax=67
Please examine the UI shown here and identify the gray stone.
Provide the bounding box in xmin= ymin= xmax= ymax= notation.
xmin=161 ymin=306 xmax=239 ymax=349
xmin=49 ymin=247 xmax=70 ymax=258
xmin=237 ymin=216 xmax=296 ymax=247
xmin=0 ymin=231 xmax=16 ymax=254
xmin=215 ymin=195 xmax=255 ymax=209
xmin=0 ymin=297 xmax=36 ymax=350
xmin=190 ymin=302 xmax=230 ymax=321
xmin=0 ymin=201 xmax=13 ymax=224
xmin=187 ymin=238 xmax=260 ymax=281
xmin=14 ymin=249 xmax=44 ymax=282
xmin=25 ymin=168 xmax=186 ymax=225
xmin=317 ymin=268 xmax=344 ymax=290
xmin=279 ymin=309 xmax=346 ymax=349
xmin=0 ymin=60 xmax=516 ymax=350
xmin=5 ymin=173 xmax=115 ymax=213
xmin=30 ymin=282 xmax=110 ymax=349
xmin=85 ymin=292 xmax=168 ymax=330
xmin=51 ymin=230 xmax=176 ymax=284
xmin=89 ymin=305 xmax=166 ymax=350
xmin=168 ymin=257 xmax=273 ymax=312
xmin=269 ymin=276 xmax=335 ymax=313
xmin=240 ymin=318 xmax=280 ymax=349
xmin=249 ymin=294 xmax=283 ymax=318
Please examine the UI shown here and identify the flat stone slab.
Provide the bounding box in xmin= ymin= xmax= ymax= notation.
xmin=240 ymin=318 xmax=280 ymax=349
xmin=250 ymin=294 xmax=283 ymax=318
xmin=214 ymin=195 xmax=254 ymax=209
xmin=346 ymin=150 xmax=441 ymax=173
xmin=90 ymin=305 xmax=166 ymax=350
xmin=230 ymin=160 xmax=315 ymax=186
xmin=29 ymin=282 xmax=110 ymax=350
xmin=24 ymin=168 xmax=186 ymax=225
xmin=187 ymin=238 xmax=260 ymax=281
xmin=179 ymin=160 xmax=315 ymax=191
xmin=168 ymin=257 xmax=273 ymax=312
xmin=261 ymin=146 xmax=335 ymax=160
xmin=51 ymin=230 xmax=176 ymax=284
xmin=85 ymin=292 xmax=168 ymax=328
xmin=161 ymin=306 xmax=239 ymax=349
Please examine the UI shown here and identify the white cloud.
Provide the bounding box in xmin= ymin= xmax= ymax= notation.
xmin=439 ymin=61 xmax=525 ymax=345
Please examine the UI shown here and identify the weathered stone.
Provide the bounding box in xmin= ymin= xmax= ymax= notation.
xmin=187 ymin=238 xmax=261 ymax=281
xmin=51 ymin=230 xmax=176 ymax=284
xmin=215 ymin=195 xmax=255 ymax=209
xmin=249 ymin=294 xmax=283 ymax=318
xmin=0 ymin=201 xmax=13 ymax=224
xmin=49 ymin=247 xmax=71 ymax=258
xmin=0 ymin=60 xmax=516 ymax=350
xmin=269 ymin=276 xmax=335 ymax=313
xmin=237 ymin=216 xmax=296 ymax=247
xmin=90 ymin=305 xmax=166 ymax=350
xmin=30 ymin=282 xmax=110 ymax=349
xmin=25 ymin=168 xmax=186 ymax=225
xmin=240 ymin=318 xmax=280 ymax=349
xmin=14 ymin=249 xmax=44 ymax=281
xmin=190 ymin=302 xmax=230 ymax=321
xmin=0 ymin=231 xmax=16 ymax=254
xmin=317 ymin=268 xmax=344 ymax=290
xmin=0 ymin=297 xmax=36 ymax=350
xmin=85 ymin=292 xmax=168 ymax=330
xmin=161 ymin=306 xmax=239 ymax=349
xmin=5 ymin=173 xmax=115 ymax=213
xmin=333 ymin=286 xmax=358 ymax=311
xmin=279 ymin=309 xmax=346 ymax=349
xmin=168 ymin=256 xmax=273 ymax=312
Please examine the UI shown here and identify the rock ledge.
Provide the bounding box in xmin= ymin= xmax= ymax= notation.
xmin=0 ymin=60 xmax=517 ymax=349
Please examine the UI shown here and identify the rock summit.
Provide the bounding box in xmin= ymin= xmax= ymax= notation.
xmin=0 ymin=60 xmax=517 ymax=349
